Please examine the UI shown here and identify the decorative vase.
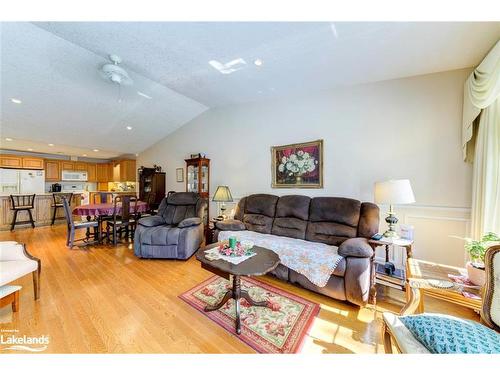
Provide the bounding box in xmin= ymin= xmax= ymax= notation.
xmin=295 ymin=175 xmax=303 ymax=184
xmin=466 ymin=261 xmax=486 ymax=286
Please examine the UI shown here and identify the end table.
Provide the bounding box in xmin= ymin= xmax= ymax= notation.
xmin=369 ymin=237 xmax=414 ymax=291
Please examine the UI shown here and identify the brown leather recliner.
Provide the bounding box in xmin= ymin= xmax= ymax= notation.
xmin=215 ymin=194 xmax=379 ymax=306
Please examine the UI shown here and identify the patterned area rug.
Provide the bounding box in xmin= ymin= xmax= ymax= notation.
xmin=179 ymin=276 xmax=319 ymax=353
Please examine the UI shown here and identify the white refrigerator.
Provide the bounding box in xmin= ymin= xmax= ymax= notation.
xmin=0 ymin=168 xmax=45 ymax=194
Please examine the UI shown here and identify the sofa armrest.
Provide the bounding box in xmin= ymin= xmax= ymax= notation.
xmin=138 ymin=215 xmax=167 ymax=227
xmin=215 ymin=219 xmax=246 ymax=231
xmin=338 ymin=237 xmax=374 ymax=258
xmin=178 ymin=217 xmax=202 ymax=228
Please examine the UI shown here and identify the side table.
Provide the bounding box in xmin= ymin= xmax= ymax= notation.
xmin=369 ymin=237 xmax=414 ymax=291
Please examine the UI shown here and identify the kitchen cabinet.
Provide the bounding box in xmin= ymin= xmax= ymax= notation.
xmin=87 ymin=163 xmax=97 ymax=182
xmin=112 ymin=160 xmax=136 ymax=182
xmin=74 ymin=162 xmax=87 ymax=171
xmin=22 ymin=157 xmax=44 ymax=170
xmin=0 ymin=155 xmax=23 ymax=168
xmin=61 ymin=161 xmax=74 ymax=171
xmin=96 ymin=163 xmax=109 ymax=182
xmin=45 ymin=160 xmax=60 ymax=181
xmin=107 ymin=163 xmax=114 ymax=181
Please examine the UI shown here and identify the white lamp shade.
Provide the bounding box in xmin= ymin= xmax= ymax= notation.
xmin=374 ymin=179 xmax=415 ymax=205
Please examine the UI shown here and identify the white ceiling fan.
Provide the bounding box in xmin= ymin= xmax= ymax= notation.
xmin=99 ymin=54 xmax=133 ymax=86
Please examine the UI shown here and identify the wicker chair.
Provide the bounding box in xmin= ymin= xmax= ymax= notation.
xmin=382 ymin=245 xmax=500 ymax=353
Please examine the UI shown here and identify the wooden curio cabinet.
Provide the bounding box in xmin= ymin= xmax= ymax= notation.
xmin=138 ymin=167 xmax=166 ymax=211
xmin=185 ymin=157 xmax=210 ymax=237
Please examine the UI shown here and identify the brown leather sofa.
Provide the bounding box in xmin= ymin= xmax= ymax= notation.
xmin=214 ymin=194 xmax=379 ymax=306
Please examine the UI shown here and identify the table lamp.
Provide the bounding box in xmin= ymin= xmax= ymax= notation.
xmin=212 ymin=185 xmax=233 ymax=219
xmin=374 ymin=179 xmax=415 ymax=238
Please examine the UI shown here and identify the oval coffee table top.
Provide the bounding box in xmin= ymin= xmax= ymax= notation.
xmin=196 ymin=243 xmax=280 ymax=277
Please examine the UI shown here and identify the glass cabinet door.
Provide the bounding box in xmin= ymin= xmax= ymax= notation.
xmin=187 ymin=165 xmax=199 ymax=192
xmin=201 ymin=165 xmax=208 ymax=193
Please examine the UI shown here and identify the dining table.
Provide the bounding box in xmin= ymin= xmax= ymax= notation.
xmin=72 ymin=201 xmax=149 ymax=241
xmin=72 ymin=201 xmax=149 ymax=217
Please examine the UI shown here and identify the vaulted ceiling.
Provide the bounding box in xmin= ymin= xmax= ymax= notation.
xmin=1 ymin=22 xmax=499 ymax=158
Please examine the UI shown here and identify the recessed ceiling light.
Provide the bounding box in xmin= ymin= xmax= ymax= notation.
xmin=254 ymin=59 xmax=263 ymax=67
xmin=10 ymin=98 xmax=22 ymax=104
xmin=27 ymin=148 xmax=33 ymax=151
xmin=82 ymin=154 xmax=87 ymax=157
xmin=126 ymin=126 xmax=133 ymax=130
xmin=5 ymin=137 xmax=13 ymax=141
xmin=137 ymin=91 xmax=152 ymax=99
xmin=93 ymin=149 xmax=99 ymax=152
xmin=48 ymin=143 xmax=54 ymax=147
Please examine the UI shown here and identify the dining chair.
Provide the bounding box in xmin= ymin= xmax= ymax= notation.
xmin=9 ymin=194 xmax=36 ymax=231
xmin=93 ymin=192 xmax=113 ymax=204
xmin=51 ymin=192 xmax=73 ymax=225
xmin=104 ymin=195 xmax=136 ymax=245
xmin=62 ymin=197 xmax=100 ymax=249
xmin=382 ymin=245 xmax=500 ymax=354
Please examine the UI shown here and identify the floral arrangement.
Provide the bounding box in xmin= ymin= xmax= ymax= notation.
xmin=277 ymin=150 xmax=318 ymax=178
xmin=218 ymin=241 xmax=254 ymax=257
xmin=464 ymin=232 xmax=500 ymax=266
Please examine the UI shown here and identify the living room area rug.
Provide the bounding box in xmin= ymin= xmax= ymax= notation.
xmin=179 ymin=276 xmax=320 ymax=353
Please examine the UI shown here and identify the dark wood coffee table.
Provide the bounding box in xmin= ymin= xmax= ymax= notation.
xmin=196 ymin=243 xmax=280 ymax=334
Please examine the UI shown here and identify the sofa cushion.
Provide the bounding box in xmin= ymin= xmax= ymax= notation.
xmin=309 ymin=197 xmax=361 ymax=227
xmin=271 ymin=195 xmax=310 ymax=239
xmin=140 ymin=225 xmax=180 ymax=246
xmin=138 ymin=215 xmax=167 ymax=227
xmin=272 ymin=217 xmax=308 ymax=240
xmin=178 ymin=217 xmax=201 ymax=228
xmin=245 ymin=194 xmax=279 ymax=217
xmin=167 ymin=192 xmax=200 ymax=205
xmin=163 ymin=204 xmax=197 ymax=225
xmin=357 ymin=202 xmax=380 ymax=238
xmin=243 ymin=214 xmax=274 ymax=234
xmin=233 ymin=197 xmax=246 ymax=221
xmin=275 ymin=195 xmax=310 ymax=220
xmin=215 ymin=219 xmax=246 ymax=231
xmin=306 ymin=222 xmax=356 ymax=246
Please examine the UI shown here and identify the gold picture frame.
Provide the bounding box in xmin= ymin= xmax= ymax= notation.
xmin=271 ymin=139 xmax=323 ymax=188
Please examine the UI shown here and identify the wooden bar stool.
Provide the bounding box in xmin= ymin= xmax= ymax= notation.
xmin=9 ymin=194 xmax=36 ymax=231
xmin=51 ymin=192 xmax=73 ymax=225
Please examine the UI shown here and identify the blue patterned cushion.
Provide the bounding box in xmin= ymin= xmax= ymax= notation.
xmin=400 ymin=314 xmax=500 ymax=354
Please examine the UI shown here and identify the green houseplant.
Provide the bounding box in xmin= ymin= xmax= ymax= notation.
xmin=464 ymin=232 xmax=500 ymax=286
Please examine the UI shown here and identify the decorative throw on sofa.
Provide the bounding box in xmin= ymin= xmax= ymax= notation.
xmin=218 ymin=230 xmax=343 ymax=287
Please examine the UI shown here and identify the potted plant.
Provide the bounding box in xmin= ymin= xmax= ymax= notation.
xmin=464 ymin=232 xmax=500 ymax=286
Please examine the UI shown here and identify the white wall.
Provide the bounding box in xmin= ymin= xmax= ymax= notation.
xmin=139 ymin=68 xmax=473 ymax=267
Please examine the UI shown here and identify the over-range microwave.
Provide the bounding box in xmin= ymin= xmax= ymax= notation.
xmin=61 ymin=170 xmax=88 ymax=181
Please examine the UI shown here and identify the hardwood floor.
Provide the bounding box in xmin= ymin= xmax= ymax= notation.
xmin=0 ymin=225 xmax=479 ymax=354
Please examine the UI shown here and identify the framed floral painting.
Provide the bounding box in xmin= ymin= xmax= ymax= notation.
xmin=271 ymin=139 xmax=323 ymax=188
